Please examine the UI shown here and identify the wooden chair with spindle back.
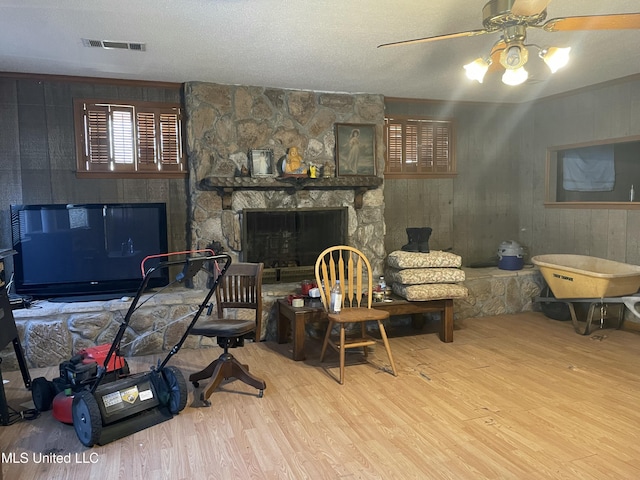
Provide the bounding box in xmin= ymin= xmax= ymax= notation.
xmin=314 ymin=246 xmax=398 ymax=385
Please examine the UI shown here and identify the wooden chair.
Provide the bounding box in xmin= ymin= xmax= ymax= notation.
xmin=188 ymin=262 xmax=266 ymax=406
xmin=315 ymin=246 xmax=398 ymax=385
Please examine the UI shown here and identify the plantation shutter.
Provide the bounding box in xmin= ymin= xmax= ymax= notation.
xmin=137 ymin=111 xmax=157 ymax=168
xmin=384 ymin=116 xmax=455 ymax=177
xmin=384 ymin=120 xmax=403 ymax=174
xmin=158 ymin=111 xmax=182 ymax=171
xmin=435 ymin=124 xmax=451 ymax=173
xmin=75 ymin=99 xmax=185 ymax=177
xmin=85 ymin=105 xmax=110 ymax=171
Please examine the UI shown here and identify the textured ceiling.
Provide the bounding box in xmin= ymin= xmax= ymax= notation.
xmin=1 ymin=0 xmax=639 ymax=103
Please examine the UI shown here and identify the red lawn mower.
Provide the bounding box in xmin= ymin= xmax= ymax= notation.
xmin=30 ymin=250 xmax=231 ymax=446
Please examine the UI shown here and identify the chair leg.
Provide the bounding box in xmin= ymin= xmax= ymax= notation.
xmin=377 ymin=320 xmax=398 ymax=376
xmin=320 ymin=319 xmax=334 ymax=362
xmin=191 ymin=351 xmax=266 ymax=407
xmin=198 ymin=358 xmax=228 ymax=405
xmin=255 ymin=315 xmax=262 ymax=343
xmin=226 ymin=356 xmax=266 ymax=392
xmin=201 ymin=353 xmax=266 ymax=402
xmin=361 ymin=323 xmax=368 ymax=358
xmin=339 ymin=325 xmax=346 ymax=385
xmin=189 ymin=358 xmax=221 ymax=385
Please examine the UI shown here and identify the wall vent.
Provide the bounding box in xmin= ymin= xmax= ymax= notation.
xmin=82 ymin=38 xmax=146 ymax=51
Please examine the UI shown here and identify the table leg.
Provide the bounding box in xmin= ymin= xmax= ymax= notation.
xmin=441 ymin=299 xmax=454 ymax=343
xmin=292 ymin=314 xmax=306 ymax=361
xmin=277 ymin=303 xmax=290 ymax=344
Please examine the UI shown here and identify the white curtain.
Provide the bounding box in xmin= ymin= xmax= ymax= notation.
xmin=562 ymin=145 xmax=615 ymax=192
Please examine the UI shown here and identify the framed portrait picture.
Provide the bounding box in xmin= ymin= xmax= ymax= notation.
xmin=335 ymin=123 xmax=376 ymax=176
xmin=248 ymin=149 xmax=275 ymax=177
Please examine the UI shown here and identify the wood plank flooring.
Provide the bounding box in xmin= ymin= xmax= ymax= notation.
xmin=2 ymin=312 xmax=640 ymax=479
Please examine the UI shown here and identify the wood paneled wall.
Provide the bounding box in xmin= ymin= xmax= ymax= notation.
xmin=3 ymin=73 xmax=640 ymax=276
xmin=384 ymin=99 xmax=526 ymax=265
xmin=0 ymin=75 xmax=188 ymax=272
xmin=523 ymin=78 xmax=640 ymax=265
xmin=384 ymin=76 xmax=640 ymax=266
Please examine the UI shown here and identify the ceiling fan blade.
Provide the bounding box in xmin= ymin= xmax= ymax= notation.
xmin=378 ymin=29 xmax=489 ymax=48
xmin=542 ymin=13 xmax=640 ymax=32
xmin=511 ymin=0 xmax=552 ymax=17
xmin=488 ymin=39 xmax=507 ymax=72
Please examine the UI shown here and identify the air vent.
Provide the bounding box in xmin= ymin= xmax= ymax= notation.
xmin=82 ymin=38 xmax=146 ymax=51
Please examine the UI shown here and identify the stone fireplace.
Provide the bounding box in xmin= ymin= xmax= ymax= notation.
xmin=183 ymin=82 xmax=388 ymax=289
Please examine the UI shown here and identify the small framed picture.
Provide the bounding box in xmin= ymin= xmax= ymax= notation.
xmin=335 ymin=123 xmax=376 ymax=176
xmin=248 ymin=149 xmax=275 ymax=177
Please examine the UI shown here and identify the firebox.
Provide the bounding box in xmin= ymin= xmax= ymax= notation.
xmin=242 ymin=208 xmax=347 ymax=283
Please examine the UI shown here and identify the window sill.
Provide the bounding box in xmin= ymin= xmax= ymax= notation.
xmin=384 ymin=173 xmax=457 ymax=179
xmin=544 ymin=201 xmax=640 ymax=209
xmin=76 ymin=171 xmax=188 ymax=179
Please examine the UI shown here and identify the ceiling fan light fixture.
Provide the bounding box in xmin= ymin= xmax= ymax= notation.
xmin=464 ymin=57 xmax=491 ymax=83
xmin=540 ymin=46 xmax=571 ymax=73
xmin=502 ymin=66 xmax=528 ymax=86
xmin=500 ymin=44 xmax=528 ymax=69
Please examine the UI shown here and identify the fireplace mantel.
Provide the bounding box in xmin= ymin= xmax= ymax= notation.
xmin=199 ymin=176 xmax=383 ymax=209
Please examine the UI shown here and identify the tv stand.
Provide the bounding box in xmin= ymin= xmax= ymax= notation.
xmin=49 ymin=292 xmax=136 ymax=303
xmin=1 ymin=287 xmax=31 ymax=426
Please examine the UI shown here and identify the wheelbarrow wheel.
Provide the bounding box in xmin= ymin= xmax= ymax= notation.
xmin=540 ymin=285 xmax=571 ymax=321
xmin=72 ymin=390 xmax=102 ymax=447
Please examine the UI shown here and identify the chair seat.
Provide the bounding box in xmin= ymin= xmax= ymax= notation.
xmin=328 ymin=307 xmax=390 ymax=323
xmin=191 ymin=318 xmax=255 ymax=337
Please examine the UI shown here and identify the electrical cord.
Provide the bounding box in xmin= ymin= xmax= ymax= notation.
xmin=4 ymin=404 xmax=40 ymax=425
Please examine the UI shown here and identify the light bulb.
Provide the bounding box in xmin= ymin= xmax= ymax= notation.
xmin=500 ymin=44 xmax=528 ymax=69
xmin=463 ymin=58 xmax=490 ymax=83
xmin=541 ymin=47 xmax=571 ymax=73
xmin=502 ymin=67 xmax=528 ymax=86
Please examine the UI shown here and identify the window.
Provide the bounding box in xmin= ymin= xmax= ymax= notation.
xmin=384 ymin=116 xmax=456 ymax=178
xmin=545 ymin=136 xmax=640 ymax=207
xmin=74 ymin=99 xmax=186 ymax=178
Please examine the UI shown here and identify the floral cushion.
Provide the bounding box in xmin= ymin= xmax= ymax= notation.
xmin=386 ymin=267 xmax=465 ymax=285
xmin=392 ymin=282 xmax=469 ymax=301
xmin=386 ymin=250 xmax=462 ymax=269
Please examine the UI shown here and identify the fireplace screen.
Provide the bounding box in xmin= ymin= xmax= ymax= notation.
xmin=242 ymin=208 xmax=347 ymax=283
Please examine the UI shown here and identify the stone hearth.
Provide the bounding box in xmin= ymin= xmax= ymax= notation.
xmin=2 ymin=267 xmax=545 ymax=369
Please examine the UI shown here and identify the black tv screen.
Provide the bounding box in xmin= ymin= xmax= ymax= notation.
xmin=10 ymin=203 xmax=169 ymax=301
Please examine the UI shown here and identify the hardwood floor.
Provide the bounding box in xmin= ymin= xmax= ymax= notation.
xmin=2 ymin=312 xmax=640 ymax=479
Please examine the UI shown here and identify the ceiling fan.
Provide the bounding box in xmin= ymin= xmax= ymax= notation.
xmin=378 ymin=0 xmax=640 ymax=86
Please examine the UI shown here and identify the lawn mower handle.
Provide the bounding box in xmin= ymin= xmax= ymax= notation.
xmin=90 ymin=252 xmax=232 ymax=394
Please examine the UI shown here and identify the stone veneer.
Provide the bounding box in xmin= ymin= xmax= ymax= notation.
xmin=2 ymin=268 xmax=546 ymax=370
xmin=457 ymin=267 xmax=544 ymax=318
xmin=183 ymin=82 xmax=387 ymax=287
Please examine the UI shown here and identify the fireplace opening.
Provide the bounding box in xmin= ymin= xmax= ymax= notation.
xmin=242 ymin=208 xmax=347 ymax=283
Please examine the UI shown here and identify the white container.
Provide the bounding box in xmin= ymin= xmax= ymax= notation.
xmin=330 ymin=280 xmax=342 ymax=313
xmin=498 ymin=241 xmax=524 ymax=271
xmin=498 ymin=241 xmax=523 ymax=258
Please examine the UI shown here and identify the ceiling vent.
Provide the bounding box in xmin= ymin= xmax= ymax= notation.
xmin=82 ymin=38 xmax=146 ymax=51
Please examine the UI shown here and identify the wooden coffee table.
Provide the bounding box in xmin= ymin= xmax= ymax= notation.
xmin=277 ymin=295 xmax=453 ymax=361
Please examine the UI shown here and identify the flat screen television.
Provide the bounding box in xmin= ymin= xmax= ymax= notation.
xmin=10 ymin=202 xmax=169 ymax=301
